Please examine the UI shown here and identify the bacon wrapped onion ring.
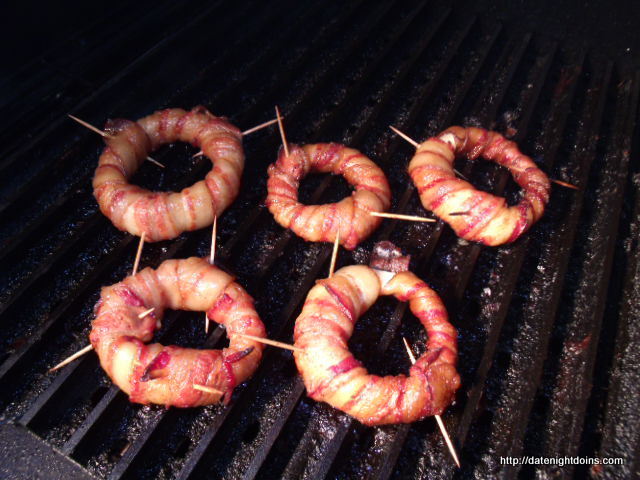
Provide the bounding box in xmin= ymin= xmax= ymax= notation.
xmin=408 ymin=126 xmax=550 ymax=245
xmin=93 ymin=107 xmax=244 ymax=242
xmin=293 ymin=265 xmax=460 ymax=425
xmin=90 ymin=257 xmax=266 ymax=407
xmin=266 ymin=143 xmax=391 ymax=250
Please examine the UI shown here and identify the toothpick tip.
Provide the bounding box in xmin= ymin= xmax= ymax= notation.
xmin=193 ymin=384 xmax=224 ymax=395
xmin=236 ymin=332 xmax=303 ymax=352
xmin=370 ymin=211 xmax=436 ymax=223
xmin=138 ymin=307 xmax=155 ymax=319
xmin=146 ymin=156 xmax=165 ymax=168
xmin=68 ymin=114 xmax=112 ymax=138
xmin=241 ymin=117 xmax=280 ymax=136
xmin=389 ymin=125 xmax=419 ymax=147
xmin=404 ymin=337 xmax=460 ymax=468
xmin=48 ymin=344 xmax=94 ymax=373
xmin=132 ymin=232 xmax=146 ymax=276
xmin=552 ymin=178 xmax=579 ymax=190
xmin=329 ymin=228 xmax=340 ymax=278
xmin=275 ymin=105 xmax=290 ymax=157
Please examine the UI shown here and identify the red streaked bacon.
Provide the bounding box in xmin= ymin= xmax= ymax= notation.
xmin=92 ymin=106 xmax=244 ymax=242
xmin=408 ymin=126 xmax=551 ymax=246
xmin=293 ymin=264 xmax=459 ymax=426
xmin=90 ymin=257 xmax=266 ymax=407
xmin=266 ymin=143 xmax=391 ymax=250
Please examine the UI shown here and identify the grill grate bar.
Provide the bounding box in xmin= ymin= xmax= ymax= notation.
xmin=0 ymin=0 xmax=231 ymax=179
xmin=237 ymin=16 xmax=499 ymax=480
xmin=174 ymin=252 xmax=330 ymax=479
xmin=62 ymin=387 xmax=120 ymax=456
xmin=0 ymin=0 xmax=320 ymax=315
xmin=12 ymin=2 xmax=420 ymax=476
xmin=596 ymin=77 xmax=640 ymax=475
xmin=2 ymin=0 xmax=328 ymax=348
xmin=0 ymin=0 xmax=327 ymax=325
xmin=375 ymin=22 xmax=505 ymax=243
xmin=461 ymin=61 xmax=614 ymax=478
xmin=264 ymin=24 xmax=522 ymax=480
xmin=216 ymin=0 xmax=410 ymax=257
xmin=531 ymin=70 xmax=640 ymax=477
xmin=171 ymin=4 xmax=466 ymax=478
xmin=104 ymin=317 xmax=227 ymax=479
xmin=437 ymin=38 xmax=555 ymax=308
xmin=0 ymin=0 xmax=139 ymax=109
xmin=443 ymin=40 xmax=560 ymax=316
xmin=455 ymin=49 xmax=588 ymax=449
xmin=224 ymin=0 xmax=437 ymax=276
xmin=0 ymin=236 xmax=132 ymax=393
xmin=0 ymin=1 xmax=215 ymax=159
xmin=234 ymin=9 xmax=468 ymax=479
xmin=1 ymin=3 xmax=635 ymax=479
xmin=296 ymin=29 xmax=544 ymax=478
xmin=0 ymin=0 xmax=370 ymax=418
xmin=58 ymin=310 xmax=211 ymax=457
xmin=0 ymin=0 xmax=268 ymax=220
xmin=390 ymin=49 xmax=599 ymax=480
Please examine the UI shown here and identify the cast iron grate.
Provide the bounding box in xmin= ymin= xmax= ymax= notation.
xmin=0 ymin=1 xmax=638 ymax=479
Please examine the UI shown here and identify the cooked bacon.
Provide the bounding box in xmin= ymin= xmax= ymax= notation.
xmin=408 ymin=126 xmax=551 ymax=245
xmin=293 ymin=265 xmax=460 ymax=425
xmin=93 ymin=107 xmax=244 ymax=242
xmin=89 ymin=257 xmax=266 ymax=407
xmin=265 ymin=143 xmax=391 ymax=250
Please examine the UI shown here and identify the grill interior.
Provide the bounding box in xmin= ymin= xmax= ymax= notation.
xmin=1 ymin=1 xmax=639 ymax=478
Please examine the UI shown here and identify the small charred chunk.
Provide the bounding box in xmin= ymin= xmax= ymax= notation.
xmin=369 ymin=241 xmax=411 ymax=273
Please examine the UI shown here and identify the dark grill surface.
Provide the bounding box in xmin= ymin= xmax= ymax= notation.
xmin=1 ymin=1 xmax=639 ymax=479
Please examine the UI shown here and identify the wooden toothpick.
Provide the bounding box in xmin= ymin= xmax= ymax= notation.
xmin=402 ymin=337 xmax=418 ymax=364
xmin=389 ymin=126 xmax=468 ymax=180
xmin=48 ymin=344 xmax=94 ymax=373
xmin=68 ymin=114 xmax=111 ymax=138
xmin=402 ymin=337 xmax=461 ymax=468
xmin=145 ymin=157 xmax=165 ymax=168
xmin=210 ymin=215 xmax=217 ymax=265
xmin=370 ymin=211 xmax=436 ymax=223
xmin=205 ymin=216 xmax=217 ymax=334
xmin=132 ymin=232 xmax=145 ymax=276
xmin=389 ymin=125 xmax=419 ymax=147
xmin=234 ymin=332 xmax=303 ymax=352
xmin=551 ymin=179 xmax=578 ymax=190
xmin=329 ymin=228 xmax=340 ymax=278
xmin=50 ymin=232 xmax=151 ymax=374
xmin=138 ymin=307 xmax=155 ymax=319
xmin=193 ymin=384 xmax=224 ymax=395
xmin=68 ymin=114 xmax=164 ymax=167
xmin=241 ymin=117 xmax=280 ymax=136
xmin=50 ymin=305 xmax=154 ymax=373
xmin=390 ymin=124 xmax=576 ymax=190
xmin=193 ymin=117 xmax=282 ymax=158
xmin=275 ymin=105 xmax=289 ymax=157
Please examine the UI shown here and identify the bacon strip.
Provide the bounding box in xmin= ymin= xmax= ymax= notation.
xmin=89 ymin=257 xmax=266 ymax=407
xmin=293 ymin=265 xmax=460 ymax=425
xmin=93 ymin=107 xmax=244 ymax=242
xmin=265 ymin=143 xmax=391 ymax=250
xmin=408 ymin=126 xmax=551 ymax=246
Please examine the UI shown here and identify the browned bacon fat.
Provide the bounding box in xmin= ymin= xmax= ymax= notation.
xmin=293 ymin=265 xmax=460 ymax=425
xmin=93 ymin=107 xmax=244 ymax=242
xmin=90 ymin=257 xmax=266 ymax=407
xmin=266 ymin=143 xmax=391 ymax=250
xmin=408 ymin=126 xmax=550 ymax=245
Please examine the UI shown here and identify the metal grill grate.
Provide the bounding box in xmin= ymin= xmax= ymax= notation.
xmin=1 ymin=1 xmax=639 ymax=479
